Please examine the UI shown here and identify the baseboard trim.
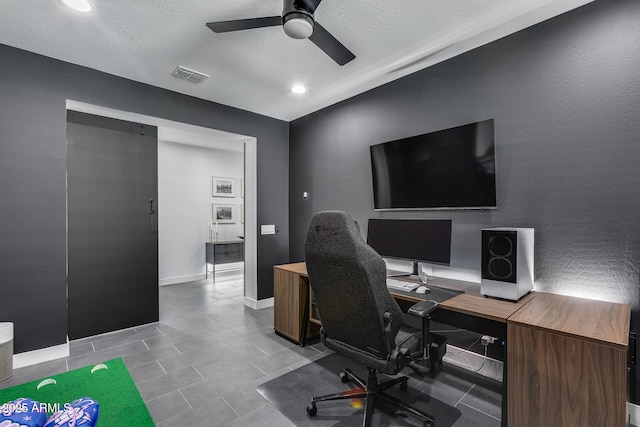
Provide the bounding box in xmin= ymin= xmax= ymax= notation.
xmin=215 ymin=262 xmax=244 ymax=272
xmin=214 ymin=268 xmax=244 ymax=280
xmin=159 ymin=274 xmax=206 ymax=286
xmin=244 ymin=297 xmax=274 ymax=310
xmin=160 ymin=265 xmax=245 ymax=286
xmin=13 ymin=343 xmax=69 ymax=369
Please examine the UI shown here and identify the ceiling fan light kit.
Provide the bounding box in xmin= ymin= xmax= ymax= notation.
xmin=206 ymin=0 xmax=355 ymax=66
xmin=283 ymin=12 xmax=314 ymax=39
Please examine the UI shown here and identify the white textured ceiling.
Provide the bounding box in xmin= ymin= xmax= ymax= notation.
xmin=0 ymin=0 xmax=592 ymax=121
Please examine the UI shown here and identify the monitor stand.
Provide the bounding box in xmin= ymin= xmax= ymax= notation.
xmin=386 ymin=269 xmax=408 ymax=278
xmin=412 ymin=261 xmax=430 ymax=285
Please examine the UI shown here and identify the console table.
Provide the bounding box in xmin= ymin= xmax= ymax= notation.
xmin=205 ymin=241 xmax=244 ymax=279
xmin=273 ymin=262 xmax=631 ymax=427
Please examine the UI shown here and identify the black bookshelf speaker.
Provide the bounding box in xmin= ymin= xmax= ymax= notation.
xmin=482 ymin=230 xmax=518 ymax=283
xmin=481 ymin=228 xmax=534 ymax=301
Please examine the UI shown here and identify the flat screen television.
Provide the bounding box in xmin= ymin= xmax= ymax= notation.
xmin=370 ymin=119 xmax=497 ymax=210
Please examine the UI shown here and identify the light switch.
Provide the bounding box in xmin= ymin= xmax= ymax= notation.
xmin=261 ymin=225 xmax=276 ymax=235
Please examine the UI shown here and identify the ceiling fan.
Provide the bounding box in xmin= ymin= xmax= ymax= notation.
xmin=206 ymin=0 xmax=356 ymax=66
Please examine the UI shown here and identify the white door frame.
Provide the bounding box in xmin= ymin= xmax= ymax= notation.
xmin=65 ymin=100 xmax=258 ymax=306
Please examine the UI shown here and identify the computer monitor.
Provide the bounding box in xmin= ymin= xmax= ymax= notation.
xmin=367 ymin=219 xmax=452 ymax=280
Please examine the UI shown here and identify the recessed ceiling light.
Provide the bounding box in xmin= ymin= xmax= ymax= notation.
xmin=291 ymin=85 xmax=307 ymax=94
xmin=60 ymin=0 xmax=92 ymax=12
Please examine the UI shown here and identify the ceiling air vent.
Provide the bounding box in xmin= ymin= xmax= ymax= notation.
xmin=171 ymin=66 xmax=210 ymax=84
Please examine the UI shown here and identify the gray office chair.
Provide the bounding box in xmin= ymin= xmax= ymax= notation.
xmin=304 ymin=211 xmax=438 ymax=427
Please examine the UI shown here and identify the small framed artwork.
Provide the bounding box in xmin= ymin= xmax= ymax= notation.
xmin=212 ymin=176 xmax=235 ymax=197
xmin=212 ymin=204 xmax=235 ymax=224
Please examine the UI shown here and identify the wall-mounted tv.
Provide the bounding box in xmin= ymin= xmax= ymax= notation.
xmin=370 ymin=119 xmax=497 ymax=210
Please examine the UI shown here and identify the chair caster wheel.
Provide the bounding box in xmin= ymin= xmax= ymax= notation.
xmin=307 ymin=403 xmax=317 ymax=416
xmin=340 ymin=372 xmax=351 ymax=383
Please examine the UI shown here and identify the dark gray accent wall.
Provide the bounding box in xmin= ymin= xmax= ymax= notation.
xmin=290 ymin=0 xmax=640 ymax=397
xmin=0 ymin=44 xmax=289 ymax=353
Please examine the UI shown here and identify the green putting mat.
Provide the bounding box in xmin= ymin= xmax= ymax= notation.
xmin=0 ymin=358 xmax=154 ymax=426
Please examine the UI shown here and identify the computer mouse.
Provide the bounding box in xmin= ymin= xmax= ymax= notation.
xmin=416 ymin=286 xmax=430 ymax=294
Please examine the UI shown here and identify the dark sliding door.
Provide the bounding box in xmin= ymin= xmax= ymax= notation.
xmin=67 ymin=111 xmax=159 ymax=340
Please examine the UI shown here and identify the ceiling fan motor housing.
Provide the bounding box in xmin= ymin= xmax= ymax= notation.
xmin=282 ymin=2 xmax=315 ymax=39
xmin=206 ymin=0 xmax=354 ymax=66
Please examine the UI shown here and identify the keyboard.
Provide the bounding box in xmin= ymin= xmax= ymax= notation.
xmin=386 ymin=278 xmax=420 ymax=292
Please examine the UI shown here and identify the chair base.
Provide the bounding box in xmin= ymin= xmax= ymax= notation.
xmin=306 ymin=367 xmax=435 ymax=427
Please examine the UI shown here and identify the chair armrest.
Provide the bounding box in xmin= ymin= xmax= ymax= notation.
xmin=407 ymin=300 xmax=438 ymax=318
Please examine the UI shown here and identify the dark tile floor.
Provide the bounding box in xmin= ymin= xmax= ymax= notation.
xmin=0 ymin=277 xmax=503 ymax=426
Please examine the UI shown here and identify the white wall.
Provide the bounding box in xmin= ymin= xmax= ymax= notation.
xmin=158 ymin=140 xmax=244 ymax=285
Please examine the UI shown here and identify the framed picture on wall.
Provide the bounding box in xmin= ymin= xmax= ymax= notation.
xmin=212 ymin=204 xmax=235 ymax=224
xmin=212 ymin=176 xmax=235 ymax=197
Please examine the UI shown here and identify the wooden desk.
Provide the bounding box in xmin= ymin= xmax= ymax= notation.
xmin=391 ymin=276 xmax=536 ymax=323
xmin=274 ymin=262 xmax=532 ymax=348
xmin=273 ymin=263 xmax=319 ymax=344
xmin=507 ymin=292 xmax=630 ymax=427
xmin=390 ymin=276 xmax=535 ymax=364
xmin=273 ymin=263 xmax=631 ymax=427
xmin=389 ymin=275 xmax=535 ymax=426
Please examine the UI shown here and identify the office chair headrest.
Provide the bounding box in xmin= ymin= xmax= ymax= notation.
xmin=307 ymin=209 xmax=359 ymax=237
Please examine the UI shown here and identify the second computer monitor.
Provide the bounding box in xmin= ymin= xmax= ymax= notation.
xmin=367 ymin=219 xmax=452 ymax=266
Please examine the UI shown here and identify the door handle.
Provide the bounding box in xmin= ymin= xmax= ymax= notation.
xmin=149 ymin=199 xmax=156 ymax=234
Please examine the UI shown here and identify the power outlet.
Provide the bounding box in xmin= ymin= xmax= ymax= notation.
xmin=481 ymin=335 xmax=497 ymax=346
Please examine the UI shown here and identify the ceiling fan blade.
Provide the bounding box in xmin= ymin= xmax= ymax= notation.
xmin=308 ymin=22 xmax=355 ymax=66
xmin=293 ymin=0 xmax=323 ymax=14
xmin=206 ymin=16 xmax=282 ymax=33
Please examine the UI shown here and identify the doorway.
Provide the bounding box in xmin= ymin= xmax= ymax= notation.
xmin=66 ymin=100 xmax=259 ymax=323
xmin=157 ymin=131 xmax=245 ymax=286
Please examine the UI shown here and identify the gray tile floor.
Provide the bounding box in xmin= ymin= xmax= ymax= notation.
xmin=0 ymin=277 xmax=503 ymax=426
